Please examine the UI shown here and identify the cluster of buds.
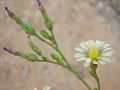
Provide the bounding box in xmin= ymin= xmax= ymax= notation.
xmin=4 ymin=0 xmax=66 ymax=66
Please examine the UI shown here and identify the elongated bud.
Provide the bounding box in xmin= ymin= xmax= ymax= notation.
xmin=40 ymin=29 xmax=53 ymax=40
xmin=37 ymin=1 xmax=53 ymax=31
xmin=51 ymin=52 xmax=62 ymax=60
xmin=14 ymin=52 xmax=38 ymax=62
xmin=28 ymin=41 xmax=41 ymax=55
xmin=5 ymin=7 xmax=36 ymax=35
xmin=3 ymin=47 xmax=38 ymax=62
xmin=5 ymin=7 xmax=15 ymax=19
xmin=15 ymin=17 xmax=36 ymax=35
xmin=50 ymin=52 xmax=67 ymax=65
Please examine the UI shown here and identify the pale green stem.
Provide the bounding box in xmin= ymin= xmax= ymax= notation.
xmin=34 ymin=33 xmax=55 ymax=48
xmin=94 ymin=71 xmax=100 ymax=90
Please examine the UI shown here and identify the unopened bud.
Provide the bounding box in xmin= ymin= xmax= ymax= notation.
xmin=5 ymin=7 xmax=36 ymax=35
xmin=40 ymin=30 xmax=53 ymax=40
xmin=51 ymin=52 xmax=62 ymax=60
xmin=28 ymin=41 xmax=41 ymax=55
xmin=37 ymin=1 xmax=53 ymax=31
xmin=15 ymin=17 xmax=36 ymax=35
xmin=14 ymin=52 xmax=38 ymax=62
xmin=3 ymin=47 xmax=38 ymax=62
xmin=50 ymin=52 xmax=67 ymax=65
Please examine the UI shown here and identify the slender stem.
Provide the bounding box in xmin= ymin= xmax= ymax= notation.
xmin=37 ymin=59 xmax=60 ymax=65
xmin=94 ymin=72 xmax=100 ymax=90
xmin=34 ymin=33 xmax=55 ymax=48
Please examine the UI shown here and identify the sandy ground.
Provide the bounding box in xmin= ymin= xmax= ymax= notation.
xmin=0 ymin=0 xmax=120 ymax=90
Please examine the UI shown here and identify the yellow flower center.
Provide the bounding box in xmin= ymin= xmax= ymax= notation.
xmin=88 ymin=45 xmax=100 ymax=60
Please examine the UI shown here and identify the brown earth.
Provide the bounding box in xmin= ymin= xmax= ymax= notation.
xmin=0 ymin=0 xmax=120 ymax=90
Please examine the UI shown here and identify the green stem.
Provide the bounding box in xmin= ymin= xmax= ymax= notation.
xmin=34 ymin=33 xmax=55 ymax=48
xmin=37 ymin=59 xmax=60 ymax=65
xmin=94 ymin=72 xmax=100 ymax=90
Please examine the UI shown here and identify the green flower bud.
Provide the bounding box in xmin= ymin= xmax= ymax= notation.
xmin=51 ymin=52 xmax=62 ymax=60
xmin=14 ymin=52 xmax=38 ymax=62
xmin=44 ymin=18 xmax=53 ymax=31
xmin=40 ymin=30 xmax=53 ymax=40
xmin=39 ymin=7 xmax=53 ymax=31
xmin=51 ymin=52 xmax=67 ymax=66
xmin=15 ymin=17 xmax=36 ymax=35
xmin=28 ymin=41 xmax=41 ymax=55
xmin=5 ymin=7 xmax=36 ymax=35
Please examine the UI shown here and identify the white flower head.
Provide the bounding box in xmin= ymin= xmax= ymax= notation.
xmin=75 ymin=40 xmax=113 ymax=67
xmin=43 ymin=86 xmax=55 ymax=90
xmin=34 ymin=88 xmax=38 ymax=90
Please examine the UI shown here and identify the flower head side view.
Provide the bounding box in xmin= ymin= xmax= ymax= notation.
xmin=3 ymin=0 xmax=113 ymax=90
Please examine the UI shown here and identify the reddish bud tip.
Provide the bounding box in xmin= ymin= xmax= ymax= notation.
xmin=37 ymin=0 xmax=42 ymax=7
xmin=5 ymin=7 xmax=14 ymax=17
xmin=3 ymin=47 xmax=14 ymax=53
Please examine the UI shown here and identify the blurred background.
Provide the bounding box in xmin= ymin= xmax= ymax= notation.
xmin=0 ymin=0 xmax=120 ymax=90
